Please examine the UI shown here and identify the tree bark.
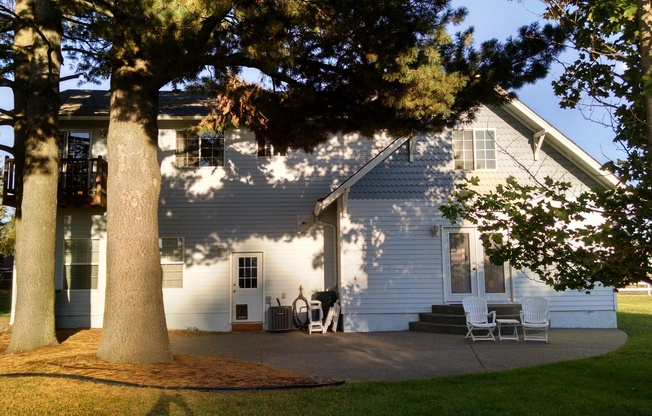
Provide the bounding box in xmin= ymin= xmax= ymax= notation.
xmin=96 ymin=67 xmax=172 ymax=363
xmin=8 ymin=0 xmax=61 ymax=352
xmin=638 ymin=0 xmax=652 ymax=151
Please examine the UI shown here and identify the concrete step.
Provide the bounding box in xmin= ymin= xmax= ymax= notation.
xmin=408 ymin=320 xmax=467 ymax=335
xmin=418 ymin=312 xmax=466 ymax=326
xmin=410 ymin=303 xmax=522 ymax=335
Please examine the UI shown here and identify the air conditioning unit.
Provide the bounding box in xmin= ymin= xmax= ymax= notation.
xmin=267 ymin=306 xmax=293 ymax=332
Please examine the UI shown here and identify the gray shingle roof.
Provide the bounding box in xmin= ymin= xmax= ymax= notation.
xmin=59 ymin=89 xmax=211 ymax=118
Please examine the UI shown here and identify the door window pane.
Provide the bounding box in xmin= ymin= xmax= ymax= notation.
xmin=483 ymin=251 xmax=506 ymax=294
xmin=449 ymin=233 xmax=472 ymax=294
xmin=238 ymin=256 xmax=258 ymax=289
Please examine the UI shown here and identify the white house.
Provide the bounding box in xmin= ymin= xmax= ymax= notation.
xmin=8 ymin=89 xmax=619 ymax=332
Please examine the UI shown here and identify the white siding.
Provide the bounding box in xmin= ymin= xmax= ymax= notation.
xmin=54 ymin=122 xmax=397 ymax=330
xmin=156 ymin=127 xmax=394 ymax=330
xmin=340 ymin=105 xmax=616 ymax=331
xmin=54 ymin=208 xmax=107 ymax=328
xmin=340 ymin=199 xmax=444 ymax=331
xmin=50 ymin=103 xmax=616 ymax=331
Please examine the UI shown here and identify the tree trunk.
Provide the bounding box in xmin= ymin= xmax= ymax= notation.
xmin=638 ymin=0 xmax=652 ymax=150
xmin=8 ymin=0 xmax=61 ymax=352
xmin=96 ymin=69 xmax=172 ymax=363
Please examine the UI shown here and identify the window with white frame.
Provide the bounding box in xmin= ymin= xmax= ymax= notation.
xmin=60 ymin=131 xmax=91 ymax=159
xmin=257 ymin=137 xmax=286 ymax=157
xmin=453 ymin=129 xmax=497 ymax=170
xmin=160 ymin=237 xmax=184 ymax=288
xmin=64 ymin=238 xmax=99 ymax=290
xmin=176 ymin=130 xmax=225 ymax=167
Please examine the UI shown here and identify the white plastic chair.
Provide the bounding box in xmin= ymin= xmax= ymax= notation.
xmin=520 ymin=297 xmax=550 ymax=342
xmin=462 ymin=297 xmax=496 ymax=341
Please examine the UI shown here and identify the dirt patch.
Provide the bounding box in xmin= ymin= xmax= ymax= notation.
xmin=0 ymin=328 xmax=326 ymax=389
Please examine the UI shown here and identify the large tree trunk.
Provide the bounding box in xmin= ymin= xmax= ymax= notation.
xmin=8 ymin=0 xmax=61 ymax=352
xmin=96 ymin=68 xmax=172 ymax=363
xmin=638 ymin=0 xmax=652 ymax=150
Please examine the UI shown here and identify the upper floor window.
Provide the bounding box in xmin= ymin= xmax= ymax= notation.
xmin=60 ymin=131 xmax=91 ymax=159
xmin=257 ymin=137 xmax=286 ymax=157
xmin=176 ymin=130 xmax=225 ymax=168
xmin=453 ymin=129 xmax=497 ymax=170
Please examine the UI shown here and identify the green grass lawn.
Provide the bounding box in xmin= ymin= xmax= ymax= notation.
xmin=1 ymin=295 xmax=651 ymax=416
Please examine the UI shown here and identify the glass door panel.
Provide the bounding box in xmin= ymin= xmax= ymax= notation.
xmin=443 ymin=227 xmax=511 ymax=303
xmin=449 ymin=233 xmax=472 ymax=294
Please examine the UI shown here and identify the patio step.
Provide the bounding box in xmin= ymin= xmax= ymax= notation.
xmin=409 ymin=303 xmax=521 ymax=335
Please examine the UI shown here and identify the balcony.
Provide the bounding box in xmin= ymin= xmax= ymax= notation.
xmin=2 ymin=156 xmax=108 ymax=209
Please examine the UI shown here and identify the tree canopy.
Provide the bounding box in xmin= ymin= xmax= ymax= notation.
xmin=63 ymin=1 xmax=566 ymax=147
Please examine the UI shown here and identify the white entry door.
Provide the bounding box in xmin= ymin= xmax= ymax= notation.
xmin=231 ymin=253 xmax=264 ymax=323
xmin=443 ymin=227 xmax=511 ymax=303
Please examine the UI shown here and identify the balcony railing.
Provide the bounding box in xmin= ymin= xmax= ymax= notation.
xmin=2 ymin=156 xmax=108 ymax=209
xmin=2 ymin=157 xmax=16 ymax=207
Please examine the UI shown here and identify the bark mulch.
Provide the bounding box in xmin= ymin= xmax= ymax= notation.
xmin=0 ymin=327 xmax=328 ymax=390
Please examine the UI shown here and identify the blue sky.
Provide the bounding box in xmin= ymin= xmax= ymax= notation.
xmin=0 ymin=0 xmax=625 ymax=164
xmin=452 ymin=0 xmax=624 ymax=164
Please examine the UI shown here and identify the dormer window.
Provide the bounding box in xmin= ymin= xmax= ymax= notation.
xmin=176 ymin=130 xmax=225 ymax=167
xmin=453 ymin=129 xmax=497 ymax=170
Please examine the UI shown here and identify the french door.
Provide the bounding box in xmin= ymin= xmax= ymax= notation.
xmin=443 ymin=227 xmax=511 ymax=303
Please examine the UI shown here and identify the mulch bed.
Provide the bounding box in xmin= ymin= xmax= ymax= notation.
xmin=0 ymin=327 xmax=326 ymax=389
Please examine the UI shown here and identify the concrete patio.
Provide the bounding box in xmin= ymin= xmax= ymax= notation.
xmin=170 ymin=328 xmax=628 ymax=382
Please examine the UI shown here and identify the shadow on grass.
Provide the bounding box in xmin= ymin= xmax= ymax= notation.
xmin=56 ymin=328 xmax=87 ymax=343
xmin=147 ymin=392 xmax=195 ymax=416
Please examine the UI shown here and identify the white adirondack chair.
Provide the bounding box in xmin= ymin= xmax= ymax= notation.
xmin=520 ymin=297 xmax=550 ymax=342
xmin=462 ymin=297 xmax=496 ymax=341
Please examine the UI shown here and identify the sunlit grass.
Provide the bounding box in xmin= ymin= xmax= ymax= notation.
xmin=0 ymin=295 xmax=651 ymax=415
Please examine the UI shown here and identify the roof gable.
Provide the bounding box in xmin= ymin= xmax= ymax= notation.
xmin=502 ymin=99 xmax=618 ymax=189
xmin=313 ymin=98 xmax=619 ymax=216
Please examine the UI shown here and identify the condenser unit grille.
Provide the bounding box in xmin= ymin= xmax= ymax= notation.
xmin=267 ymin=306 xmax=293 ymax=332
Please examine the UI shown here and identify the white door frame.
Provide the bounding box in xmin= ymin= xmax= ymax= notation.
xmin=230 ymin=252 xmax=265 ymax=324
xmin=442 ymin=227 xmax=511 ymax=303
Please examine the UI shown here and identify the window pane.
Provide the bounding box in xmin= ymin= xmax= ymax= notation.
xmin=64 ymin=239 xmax=99 ymax=290
xmin=484 ymin=253 xmax=506 ymax=293
xmin=162 ymin=264 xmax=183 ymax=288
xmin=160 ymin=237 xmax=183 ymax=262
xmin=453 ymin=130 xmax=475 ymax=171
xmin=159 ymin=237 xmax=184 ymax=288
xmin=66 ymin=132 xmax=91 ymax=159
xmin=238 ymin=256 xmax=258 ymax=289
xmin=177 ymin=131 xmax=224 ymax=167
xmin=449 ymin=233 xmax=472 ymax=294
xmin=472 ymin=129 xmax=497 ymax=171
